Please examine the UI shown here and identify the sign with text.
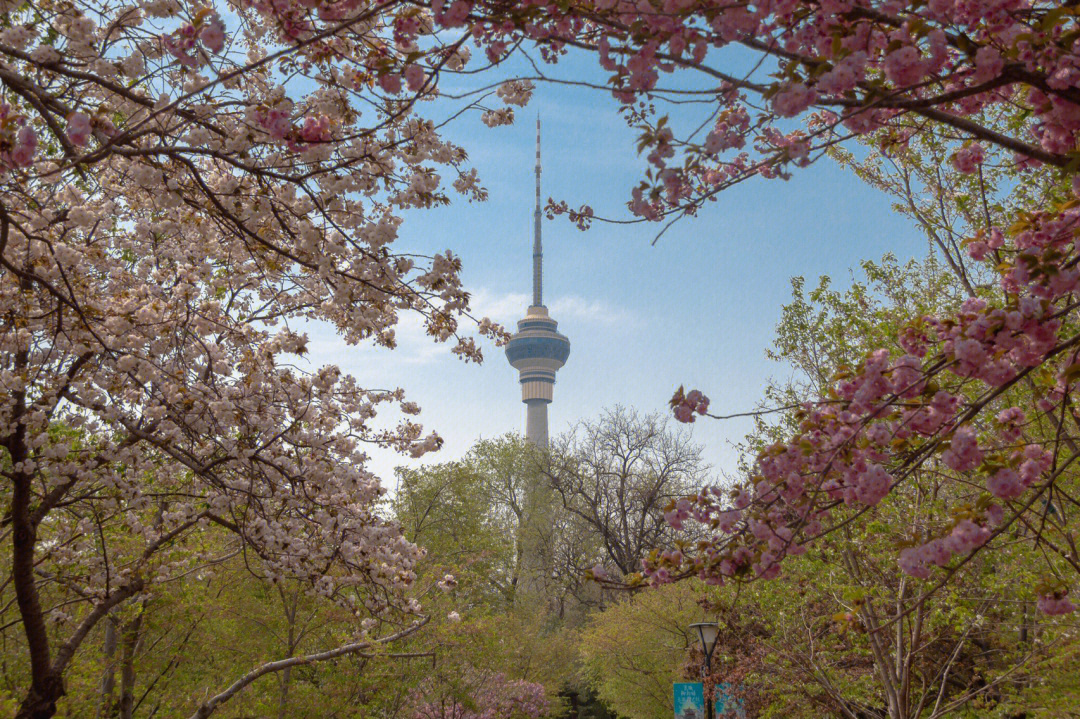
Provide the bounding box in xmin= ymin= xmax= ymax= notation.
xmin=673 ymin=681 xmax=748 ymax=719
xmin=673 ymin=682 xmax=705 ymax=719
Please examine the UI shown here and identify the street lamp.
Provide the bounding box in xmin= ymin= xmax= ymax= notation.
xmin=689 ymin=622 xmax=720 ymax=719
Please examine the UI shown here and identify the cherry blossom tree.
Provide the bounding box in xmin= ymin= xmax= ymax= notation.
xmin=0 ymin=0 xmax=530 ymax=716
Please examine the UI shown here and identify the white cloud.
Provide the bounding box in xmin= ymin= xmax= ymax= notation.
xmin=548 ymin=295 xmax=635 ymax=325
xmin=469 ymin=288 xmax=530 ymax=325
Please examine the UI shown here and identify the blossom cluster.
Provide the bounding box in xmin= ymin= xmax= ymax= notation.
xmin=670 ymin=386 xmax=710 ymax=423
xmin=162 ymin=8 xmax=226 ymax=67
xmin=0 ymin=104 xmax=36 ymax=169
xmin=1038 ymin=592 xmax=1077 ymax=616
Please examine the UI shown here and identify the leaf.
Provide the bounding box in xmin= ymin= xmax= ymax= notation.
xmin=1061 ymin=362 xmax=1080 ymax=386
xmin=1008 ymin=218 xmax=1029 ymax=235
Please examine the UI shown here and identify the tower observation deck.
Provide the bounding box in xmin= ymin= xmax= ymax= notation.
xmin=504 ymin=119 xmax=570 ymax=447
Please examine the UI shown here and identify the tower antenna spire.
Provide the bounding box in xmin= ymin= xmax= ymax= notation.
xmin=532 ymin=115 xmax=542 ymax=307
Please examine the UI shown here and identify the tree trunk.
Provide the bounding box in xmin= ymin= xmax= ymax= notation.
xmin=277 ymin=587 xmax=299 ymax=719
xmin=116 ymin=610 xmax=145 ymax=719
xmin=277 ymin=666 xmax=292 ymax=719
xmin=15 ymin=687 xmax=63 ymax=719
xmin=97 ymin=616 xmax=119 ymax=718
xmin=9 ymin=358 xmax=64 ymax=719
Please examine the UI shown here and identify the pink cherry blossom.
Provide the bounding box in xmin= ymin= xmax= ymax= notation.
xmin=899 ymin=547 xmax=931 ymax=579
xmin=973 ymin=46 xmax=1005 ymax=84
xmin=200 ymin=15 xmax=226 ymax=54
xmin=9 ymin=0 xmax=1080 ymax=708
xmin=987 ymin=467 xmax=1024 ymax=500
xmin=299 ymin=115 xmax=331 ymax=143
xmin=378 ymin=73 xmax=403 ymax=94
xmin=772 ymin=83 xmax=817 ymax=117
xmin=883 ymin=46 xmax=930 ymax=87
xmin=985 ymin=503 xmax=1005 ymax=526
xmin=918 ymin=538 xmax=952 ymax=567
xmin=951 ymin=143 xmax=985 ymax=174
xmin=1037 ymin=593 xmax=1076 ymax=616
xmin=260 ymin=108 xmax=292 ymax=140
xmin=941 ymin=426 xmax=982 ymax=472
xmin=671 ymin=386 xmax=710 ymax=422
xmin=10 ymin=125 xmax=37 ymax=167
xmin=66 ymin=112 xmax=91 ymax=147
xmin=854 ymin=464 xmax=891 ymax=506
xmin=945 ymin=520 xmax=990 ymax=555
xmin=404 ymin=64 xmax=426 ymax=92
xmin=410 ymin=670 xmax=547 ymax=719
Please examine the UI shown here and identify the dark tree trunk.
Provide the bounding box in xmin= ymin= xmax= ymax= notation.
xmin=115 ymin=610 xmax=144 ymax=719
xmin=8 ymin=351 xmax=65 ymax=719
xmin=98 ymin=616 xmax=119 ymax=717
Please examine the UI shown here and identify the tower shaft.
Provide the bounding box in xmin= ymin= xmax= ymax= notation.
xmin=525 ymin=400 xmax=548 ymax=447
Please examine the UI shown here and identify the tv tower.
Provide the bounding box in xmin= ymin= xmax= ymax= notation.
xmin=504 ymin=118 xmax=570 ymax=447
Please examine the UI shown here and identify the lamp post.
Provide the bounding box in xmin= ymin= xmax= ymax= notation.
xmin=689 ymin=622 xmax=720 ymax=719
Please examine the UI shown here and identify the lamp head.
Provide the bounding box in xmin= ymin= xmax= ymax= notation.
xmin=689 ymin=621 xmax=720 ymax=658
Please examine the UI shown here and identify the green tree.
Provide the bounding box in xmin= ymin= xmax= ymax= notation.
xmin=580 ymin=582 xmax=706 ymax=719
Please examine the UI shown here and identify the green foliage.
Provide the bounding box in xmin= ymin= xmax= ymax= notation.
xmin=580 ymin=582 xmax=706 ymax=719
xmin=394 ymin=455 xmax=520 ymax=607
xmin=768 ymin=253 xmax=965 ymax=392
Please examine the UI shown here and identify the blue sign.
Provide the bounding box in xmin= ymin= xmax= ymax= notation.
xmin=673 ymin=681 xmax=747 ymax=719
xmin=714 ymin=682 xmax=747 ymax=718
xmin=673 ymin=682 xmax=705 ymax=719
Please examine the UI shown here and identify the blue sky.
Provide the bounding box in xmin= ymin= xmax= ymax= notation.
xmin=304 ymin=51 xmax=926 ymax=488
